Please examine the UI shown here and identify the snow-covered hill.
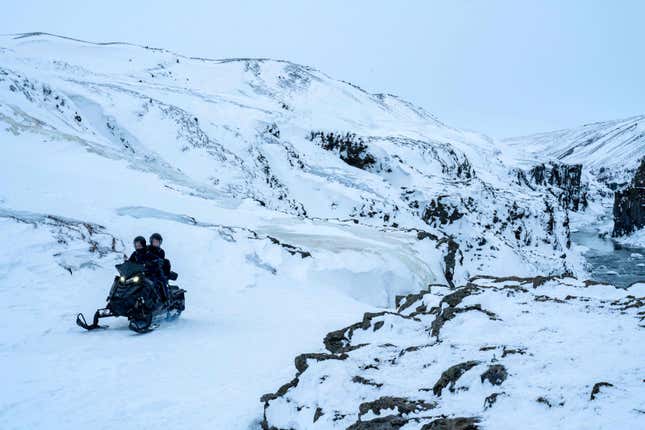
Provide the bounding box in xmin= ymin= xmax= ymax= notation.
xmin=1 ymin=33 xmax=642 ymax=430
xmin=504 ymin=115 xmax=645 ymax=186
xmin=0 ymin=32 xmax=585 ymax=283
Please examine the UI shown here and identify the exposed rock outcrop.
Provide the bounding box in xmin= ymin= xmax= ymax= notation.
xmin=432 ymin=361 xmax=480 ymax=396
xmin=613 ymin=158 xmax=645 ymax=236
xmin=421 ymin=417 xmax=479 ymax=430
xmin=516 ymin=162 xmax=588 ymax=211
xmin=308 ymin=131 xmax=376 ymax=170
xmin=422 ymin=197 xmax=464 ymax=226
xmin=358 ymin=397 xmax=437 ymax=417
xmin=261 ymin=276 xmax=644 ymax=429
xmin=479 ymin=364 xmax=507 ymax=386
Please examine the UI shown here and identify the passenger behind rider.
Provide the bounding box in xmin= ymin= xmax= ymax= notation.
xmin=148 ymin=232 xmax=171 ymax=278
xmin=148 ymin=233 xmax=171 ymax=301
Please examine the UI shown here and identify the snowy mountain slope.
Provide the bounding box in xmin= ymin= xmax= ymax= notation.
xmin=262 ymin=277 xmax=645 ymax=429
xmin=504 ymin=115 xmax=645 ymax=183
xmin=0 ymin=32 xmax=637 ymax=430
xmin=0 ymin=32 xmax=583 ymax=284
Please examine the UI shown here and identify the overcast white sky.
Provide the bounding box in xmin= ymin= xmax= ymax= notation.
xmin=2 ymin=1 xmax=643 ymax=137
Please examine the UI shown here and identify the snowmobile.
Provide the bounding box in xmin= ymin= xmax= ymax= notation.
xmin=76 ymin=261 xmax=186 ymax=333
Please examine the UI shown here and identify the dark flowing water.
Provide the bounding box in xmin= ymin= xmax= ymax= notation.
xmin=571 ymin=229 xmax=645 ymax=287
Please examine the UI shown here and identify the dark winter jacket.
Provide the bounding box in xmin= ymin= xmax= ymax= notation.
xmin=128 ymin=249 xmax=151 ymax=265
xmin=148 ymin=245 xmax=171 ymax=277
xmin=148 ymin=246 xmax=165 ymax=259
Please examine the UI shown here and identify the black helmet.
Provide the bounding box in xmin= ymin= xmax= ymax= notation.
xmin=133 ymin=236 xmax=146 ymax=247
xmin=149 ymin=233 xmax=163 ymax=244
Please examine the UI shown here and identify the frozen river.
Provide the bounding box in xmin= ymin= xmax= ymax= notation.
xmin=572 ymin=229 xmax=645 ymax=287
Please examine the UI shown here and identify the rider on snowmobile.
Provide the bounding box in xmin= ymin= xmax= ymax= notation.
xmin=128 ymin=236 xmax=150 ymax=264
xmin=76 ymin=234 xmax=186 ymax=333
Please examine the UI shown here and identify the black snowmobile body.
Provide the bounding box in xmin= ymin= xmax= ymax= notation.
xmin=76 ymin=261 xmax=186 ymax=333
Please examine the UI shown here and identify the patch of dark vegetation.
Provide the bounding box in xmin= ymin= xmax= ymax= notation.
xmin=422 ymin=197 xmax=465 ymax=226
xmin=308 ymin=130 xmax=376 ymax=170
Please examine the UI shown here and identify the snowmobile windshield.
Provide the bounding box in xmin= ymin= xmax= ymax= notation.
xmin=116 ymin=262 xmax=146 ymax=278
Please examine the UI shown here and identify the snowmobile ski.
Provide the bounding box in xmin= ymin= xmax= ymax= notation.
xmin=76 ymin=310 xmax=111 ymax=331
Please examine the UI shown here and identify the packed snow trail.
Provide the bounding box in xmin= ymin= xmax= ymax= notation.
xmin=1 ymin=209 xmax=438 ymax=429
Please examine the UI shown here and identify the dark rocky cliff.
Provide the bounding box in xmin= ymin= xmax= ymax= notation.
xmin=613 ymin=158 xmax=645 ymax=236
xmin=516 ymin=162 xmax=588 ymax=211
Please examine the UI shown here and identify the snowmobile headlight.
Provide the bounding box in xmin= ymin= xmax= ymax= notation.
xmin=132 ymin=276 xmax=140 ymax=283
xmin=119 ymin=276 xmax=126 ymax=283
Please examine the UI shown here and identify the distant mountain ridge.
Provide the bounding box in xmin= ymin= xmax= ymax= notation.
xmin=504 ymin=114 xmax=645 ymax=175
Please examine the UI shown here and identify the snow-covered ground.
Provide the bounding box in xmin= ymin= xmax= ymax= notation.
xmin=262 ymin=277 xmax=645 ymax=429
xmin=0 ymin=207 xmax=427 ymax=429
xmin=1 ymin=33 xmax=643 ymax=429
